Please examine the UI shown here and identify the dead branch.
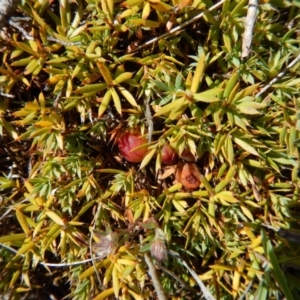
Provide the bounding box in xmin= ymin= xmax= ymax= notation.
xmin=255 ymin=52 xmax=300 ymax=98
xmin=241 ymin=0 xmax=258 ymax=58
xmin=129 ymin=0 xmax=225 ymax=53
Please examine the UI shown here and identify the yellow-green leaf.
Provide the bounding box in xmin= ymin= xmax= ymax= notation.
xmin=150 ymin=1 xmax=173 ymax=12
xmin=121 ymin=265 xmax=135 ymax=279
xmin=223 ymin=33 xmax=232 ymax=53
xmin=45 ymin=210 xmax=65 ymax=226
xmin=216 ymin=191 xmax=238 ymax=203
xmin=142 ymin=2 xmax=151 ymax=19
xmin=117 ymin=259 xmax=136 ymax=265
xmin=154 ymin=97 xmax=186 ymax=117
xmin=194 ymin=88 xmax=222 ymax=102
xmin=75 ymin=83 xmax=107 ymax=94
xmin=99 ymin=89 xmax=112 ymax=117
xmin=232 ymin=270 xmax=241 ymax=298
xmin=112 ymin=266 xmax=120 ymax=298
xmin=123 ymin=0 xmax=143 ymax=7
xmin=140 ymin=148 xmax=155 ymax=169
xmin=1 ymin=119 xmax=18 ymax=139
xmin=93 ymin=288 xmax=114 ymax=300
xmin=130 ymin=19 xmax=160 ymax=28
xmin=223 ymin=72 xmax=239 ymax=99
xmin=11 ymin=41 xmax=36 ymax=56
xmin=98 ymin=62 xmax=113 ymax=85
xmin=111 ymin=87 xmax=121 ymax=114
xmin=233 ymin=138 xmax=259 ymax=156
xmin=200 ymin=174 xmax=215 ymax=195
xmin=233 ymin=83 xmax=260 ymax=102
xmin=9 ymin=270 xmax=21 ymax=288
xmin=24 ymin=59 xmax=39 ymax=75
xmin=191 ymin=53 xmax=206 ymax=93
xmin=11 ymin=57 xmax=33 ymax=67
xmin=113 ymin=72 xmax=133 ymax=85
xmin=117 ymin=86 xmax=138 ymax=107
xmin=79 ymin=261 xmax=107 ymax=279
xmin=0 ymin=233 xmax=26 ymax=243
xmin=16 ymin=210 xmax=30 ymax=234
xmin=17 ymin=240 xmax=35 ymax=255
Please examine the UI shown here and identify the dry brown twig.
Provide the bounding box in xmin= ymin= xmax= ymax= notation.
xmin=0 ymin=0 xmax=33 ymax=40
xmin=255 ymin=52 xmax=300 ymax=98
xmin=238 ymin=280 xmax=254 ymax=300
xmin=144 ymin=94 xmax=153 ymax=143
xmin=129 ymin=0 xmax=225 ymax=53
xmin=9 ymin=18 xmax=33 ymax=40
xmin=0 ymin=243 xmax=103 ymax=268
xmin=241 ymin=0 xmax=259 ymax=58
xmin=0 ymin=90 xmax=15 ymax=98
xmin=89 ymin=202 xmax=103 ymax=288
xmin=144 ymin=253 xmax=167 ymax=300
xmin=159 ymin=264 xmax=200 ymax=295
xmin=0 ymin=0 xmax=18 ymax=26
xmin=169 ymin=250 xmax=216 ymax=300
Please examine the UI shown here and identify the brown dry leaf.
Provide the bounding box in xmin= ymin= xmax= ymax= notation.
xmin=158 ymin=165 xmax=176 ymax=180
xmin=124 ymin=208 xmax=134 ymax=224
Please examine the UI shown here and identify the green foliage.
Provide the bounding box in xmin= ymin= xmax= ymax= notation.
xmin=0 ymin=0 xmax=300 ymax=299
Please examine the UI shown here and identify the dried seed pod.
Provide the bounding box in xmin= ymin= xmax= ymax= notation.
xmin=180 ymin=163 xmax=201 ymax=190
xmin=150 ymin=228 xmax=168 ymax=262
xmin=151 ymin=239 xmax=168 ymax=262
xmin=92 ymin=230 xmax=119 ymax=259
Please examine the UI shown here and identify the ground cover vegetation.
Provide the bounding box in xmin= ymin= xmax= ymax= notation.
xmin=0 ymin=0 xmax=299 ymax=299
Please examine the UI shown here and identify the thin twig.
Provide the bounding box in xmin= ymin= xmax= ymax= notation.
xmin=169 ymin=250 xmax=216 ymax=300
xmin=0 ymin=198 xmax=29 ymax=221
xmin=129 ymin=0 xmax=225 ymax=53
xmin=0 ymin=90 xmax=15 ymax=98
xmin=47 ymin=36 xmax=81 ymax=46
xmin=241 ymin=0 xmax=258 ymax=58
xmin=8 ymin=19 xmax=33 ymax=40
xmin=0 ymin=243 xmax=102 ymax=267
xmin=10 ymin=16 xmax=31 ymax=22
xmin=238 ymin=279 xmax=254 ymax=300
xmin=159 ymin=264 xmax=200 ymax=295
xmin=261 ymin=223 xmax=278 ymax=231
xmin=144 ymin=95 xmax=153 ymax=143
xmin=252 ymin=250 xmax=269 ymax=268
xmin=144 ymin=253 xmax=167 ymax=300
xmin=89 ymin=202 xmax=103 ymax=288
xmin=255 ymin=52 xmax=300 ymax=99
xmin=53 ymin=91 xmax=62 ymax=109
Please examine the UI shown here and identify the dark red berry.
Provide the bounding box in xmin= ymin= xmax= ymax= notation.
xmin=118 ymin=129 xmax=148 ymax=163
xmin=161 ymin=144 xmax=179 ymax=165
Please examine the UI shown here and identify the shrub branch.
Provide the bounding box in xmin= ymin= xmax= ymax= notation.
xmin=241 ymin=0 xmax=258 ymax=58
xmin=255 ymin=52 xmax=300 ymax=98
xmin=129 ymin=0 xmax=225 ymax=53
xmin=144 ymin=253 xmax=167 ymax=300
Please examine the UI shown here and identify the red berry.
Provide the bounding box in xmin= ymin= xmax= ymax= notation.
xmin=118 ymin=129 xmax=148 ymax=163
xmin=161 ymin=144 xmax=179 ymax=165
